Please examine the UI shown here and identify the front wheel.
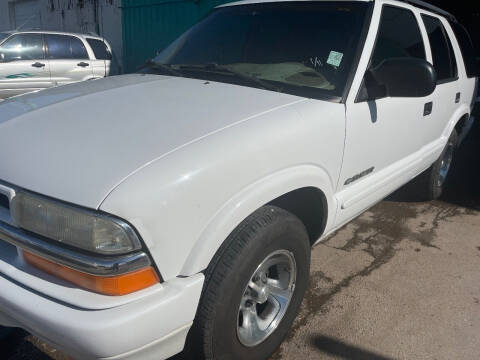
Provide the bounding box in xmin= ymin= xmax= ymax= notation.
xmin=190 ymin=206 xmax=311 ymax=360
xmin=0 ymin=326 xmax=23 ymax=356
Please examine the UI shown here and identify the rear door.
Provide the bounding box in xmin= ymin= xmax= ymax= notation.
xmin=0 ymin=33 xmax=51 ymax=99
xmin=45 ymin=34 xmax=93 ymax=86
xmin=419 ymin=14 xmax=461 ymax=145
xmin=86 ymin=38 xmax=112 ymax=77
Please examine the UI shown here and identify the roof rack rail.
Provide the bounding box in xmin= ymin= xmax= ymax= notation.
xmin=400 ymin=0 xmax=456 ymax=22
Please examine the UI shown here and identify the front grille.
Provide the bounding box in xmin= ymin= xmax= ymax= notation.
xmin=0 ymin=193 xmax=9 ymax=210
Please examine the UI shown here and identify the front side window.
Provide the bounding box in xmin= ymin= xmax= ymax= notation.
xmin=45 ymin=35 xmax=89 ymax=60
xmin=0 ymin=34 xmax=44 ymax=62
xmin=147 ymin=2 xmax=371 ymax=100
xmin=370 ymin=6 xmax=426 ymax=68
xmin=422 ymin=15 xmax=457 ymax=82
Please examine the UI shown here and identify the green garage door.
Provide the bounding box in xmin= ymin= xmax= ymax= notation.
xmin=122 ymin=0 xmax=231 ymax=73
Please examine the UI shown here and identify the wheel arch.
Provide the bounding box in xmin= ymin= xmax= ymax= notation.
xmin=268 ymin=187 xmax=328 ymax=246
xmin=179 ymin=165 xmax=336 ymax=277
xmin=444 ymin=105 xmax=471 ymax=142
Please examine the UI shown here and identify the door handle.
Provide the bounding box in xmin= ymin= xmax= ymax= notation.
xmin=455 ymin=92 xmax=461 ymax=103
xmin=424 ymin=102 xmax=433 ymax=116
xmin=77 ymin=62 xmax=89 ymax=67
xmin=31 ymin=62 xmax=45 ymax=68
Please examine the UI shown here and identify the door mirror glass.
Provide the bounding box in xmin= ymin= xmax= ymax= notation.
xmin=364 ymin=57 xmax=437 ymax=99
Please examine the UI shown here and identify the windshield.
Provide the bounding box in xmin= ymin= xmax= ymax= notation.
xmin=149 ymin=2 xmax=370 ymax=100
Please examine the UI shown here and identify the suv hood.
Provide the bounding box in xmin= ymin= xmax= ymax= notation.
xmin=0 ymin=74 xmax=303 ymax=208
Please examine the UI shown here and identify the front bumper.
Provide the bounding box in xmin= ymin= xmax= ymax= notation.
xmin=0 ymin=258 xmax=204 ymax=360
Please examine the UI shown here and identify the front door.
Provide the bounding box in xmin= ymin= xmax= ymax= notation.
xmin=336 ymin=4 xmax=430 ymax=226
xmin=0 ymin=33 xmax=51 ymax=99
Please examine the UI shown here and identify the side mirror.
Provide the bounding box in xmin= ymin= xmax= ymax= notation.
xmin=361 ymin=58 xmax=437 ymax=100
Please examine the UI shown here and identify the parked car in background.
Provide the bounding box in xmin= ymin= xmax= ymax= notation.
xmin=0 ymin=0 xmax=478 ymax=360
xmin=0 ymin=30 xmax=112 ymax=99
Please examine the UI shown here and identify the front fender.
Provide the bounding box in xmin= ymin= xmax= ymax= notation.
xmin=100 ymin=99 xmax=345 ymax=280
xmin=179 ymin=164 xmax=335 ymax=276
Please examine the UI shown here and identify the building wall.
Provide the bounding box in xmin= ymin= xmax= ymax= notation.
xmin=0 ymin=1 xmax=11 ymax=31
xmin=0 ymin=0 xmax=124 ymax=73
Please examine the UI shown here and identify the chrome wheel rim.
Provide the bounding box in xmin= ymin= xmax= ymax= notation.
xmin=237 ymin=250 xmax=296 ymax=347
xmin=438 ymin=140 xmax=454 ymax=187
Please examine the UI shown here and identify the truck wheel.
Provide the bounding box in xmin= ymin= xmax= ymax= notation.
xmin=191 ymin=206 xmax=310 ymax=360
xmin=417 ymin=129 xmax=457 ymax=201
xmin=0 ymin=326 xmax=12 ymax=340
xmin=0 ymin=327 xmax=22 ymax=356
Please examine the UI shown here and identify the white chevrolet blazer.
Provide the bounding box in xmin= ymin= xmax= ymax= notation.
xmin=0 ymin=0 xmax=477 ymax=359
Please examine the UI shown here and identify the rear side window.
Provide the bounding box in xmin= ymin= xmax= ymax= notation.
xmin=45 ymin=34 xmax=89 ymax=60
xmin=71 ymin=37 xmax=89 ymax=59
xmin=86 ymin=39 xmax=111 ymax=60
xmin=370 ymin=6 xmax=426 ymax=68
xmin=0 ymin=34 xmax=44 ymax=61
xmin=450 ymin=22 xmax=479 ymax=78
xmin=422 ymin=15 xmax=458 ymax=83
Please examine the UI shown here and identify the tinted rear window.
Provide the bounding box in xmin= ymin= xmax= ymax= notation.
xmin=450 ymin=22 xmax=479 ymax=78
xmin=86 ymin=39 xmax=111 ymax=60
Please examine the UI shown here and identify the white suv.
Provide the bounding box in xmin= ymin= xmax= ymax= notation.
xmin=0 ymin=30 xmax=112 ymax=99
xmin=0 ymin=1 xmax=477 ymax=360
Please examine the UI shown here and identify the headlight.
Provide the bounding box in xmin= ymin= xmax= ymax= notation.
xmin=10 ymin=191 xmax=142 ymax=255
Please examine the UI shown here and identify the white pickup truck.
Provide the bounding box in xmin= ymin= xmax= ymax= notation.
xmin=0 ymin=1 xmax=477 ymax=359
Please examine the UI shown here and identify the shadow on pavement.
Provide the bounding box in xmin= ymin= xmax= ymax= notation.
xmin=311 ymin=335 xmax=394 ymax=360
xmin=441 ymin=109 xmax=480 ymax=210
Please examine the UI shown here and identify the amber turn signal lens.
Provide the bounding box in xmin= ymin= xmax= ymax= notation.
xmin=23 ymin=251 xmax=159 ymax=296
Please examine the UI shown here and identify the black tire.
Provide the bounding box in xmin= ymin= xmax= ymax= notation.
xmin=415 ymin=129 xmax=458 ymax=201
xmin=190 ymin=205 xmax=310 ymax=360
xmin=0 ymin=327 xmax=23 ymax=357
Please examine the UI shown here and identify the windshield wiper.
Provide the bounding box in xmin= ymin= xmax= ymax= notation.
xmin=178 ymin=63 xmax=283 ymax=93
xmin=140 ymin=60 xmax=184 ymax=77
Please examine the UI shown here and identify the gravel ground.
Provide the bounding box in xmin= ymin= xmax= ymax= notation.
xmin=2 ymin=108 xmax=480 ymax=360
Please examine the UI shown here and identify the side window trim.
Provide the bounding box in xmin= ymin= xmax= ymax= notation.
xmin=355 ymin=4 xmax=427 ymax=103
xmin=438 ymin=20 xmax=458 ymax=84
